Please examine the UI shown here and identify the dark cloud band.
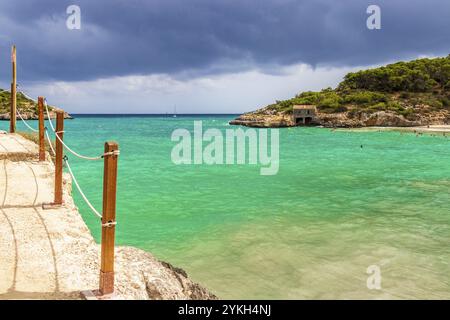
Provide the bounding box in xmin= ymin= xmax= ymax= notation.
xmin=0 ymin=0 xmax=449 ymax=82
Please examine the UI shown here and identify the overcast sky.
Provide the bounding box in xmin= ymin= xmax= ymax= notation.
xmin=0 ymin=0 xmax=449 ymax=114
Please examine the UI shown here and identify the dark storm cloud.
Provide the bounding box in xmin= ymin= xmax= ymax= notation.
xmin=0 ymin=0 xmax=449 ymax=82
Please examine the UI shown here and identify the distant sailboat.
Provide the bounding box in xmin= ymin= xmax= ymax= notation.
xmin=173 ymin=105 xmax=177 ymax=118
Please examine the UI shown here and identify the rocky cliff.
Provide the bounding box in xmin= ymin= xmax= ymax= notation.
xmin=230 ymin=106 xmax=450 ymax=128
xmin=0 ymin=110 xmax=73 ymax=121
xmin=231 ymin=55 xmax=450 ymax=128
xmin=61 ymin=172 xmax=217 ymax=300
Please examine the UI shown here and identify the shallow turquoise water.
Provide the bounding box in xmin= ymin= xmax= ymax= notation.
xmin=3 ymin=115 xmax=450 ymax=299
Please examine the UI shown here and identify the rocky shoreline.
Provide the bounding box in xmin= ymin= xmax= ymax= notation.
xmin=230 ymin=107 xmax=450 ymax=128
xmin=230 ymin=55 xmax=450 ymax=129
xmin=59 ymin=167 xmax=217 ymax=300
xmin=1 ymin=88 xmax=73 ymax=120
xmin=0 ymin=110 xmax=73 ymax=120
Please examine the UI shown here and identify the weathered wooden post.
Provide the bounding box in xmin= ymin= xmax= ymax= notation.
xmin=10 ymin=45 xmax=17 ymax=133
xmin=99 ymin=142 xmax=119 ymax=296
xmin=38 ymin=97 xmax=45 ymax=161
xmin=54 ymin=110 xmax=64 ymax=205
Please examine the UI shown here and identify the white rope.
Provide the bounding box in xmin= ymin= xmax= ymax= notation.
xmin=16 ymin=108 xmax=38 ymax=132
xmin=102 ymin=221 xmax=117 ymax=228
xmin=25 ymin=93 xmax=117 ymax=227
xmin=44 ymin=99 xmax=56 ymax=131
xmin=56 ymin=133 xmax=104 ymax=160
xmin=64 ymin=158 xmax=102 ymax=219
xmin=14 ymin=87 xmax=39 ymax=132
xmin=44 ymin=101 xmax=106 ymax=161
xmin=18 ymin=89 xmax=37 ymax=103
xmin=44 ymin=128 xmax=56 ymax=156
xmin=103 ymin=150 xmax=120 ymax=157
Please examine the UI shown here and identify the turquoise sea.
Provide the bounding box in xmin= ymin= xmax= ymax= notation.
xmin=3 ymin=115 xmax=450 ymax=299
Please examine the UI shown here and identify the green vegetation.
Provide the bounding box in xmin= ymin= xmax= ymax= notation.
xmin=263 ymin=55 xmax=450 ymax=117
xmin=339 ymin=55 xmax=450 ymax=92
xmin=0 ymin=88 xmax=39 ymax=114
xmin=0 ymin=88 xmax=58 ymax=118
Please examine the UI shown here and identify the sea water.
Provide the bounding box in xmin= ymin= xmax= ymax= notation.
xmin=3 ymin=115 xmax=450 ymax=299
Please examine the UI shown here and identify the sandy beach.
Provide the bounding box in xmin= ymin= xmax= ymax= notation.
xmin=336 ymin=125 xmax=450 ymax=135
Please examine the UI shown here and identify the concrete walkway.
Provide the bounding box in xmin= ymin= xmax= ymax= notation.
xmin=0 ymin=132 xmax=217 ymax=300
xmin=0 ymin=133 xmax=38 ymax=161
xmin=0 ymin=133 xmax=98 ymax=299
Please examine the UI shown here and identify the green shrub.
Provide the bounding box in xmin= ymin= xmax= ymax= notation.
xmin=319 ymin=105 xmax=347 ymax=113
xmin=368 ymin=102 xmax=387 ymax=111
xmin=293 ymin=91 xmax=322 ymax=105
xmin=399 ymin=108 xmax=415 ymax=118
xmin=387 ymin=101 xmax=402 ymax=110
xmin=400 ymin=92 xmax=411 ymax=99
xmin=441 ymin=97 xmax=450 ymax=107
xmin=339 ymin=56 xmax=450 ymax=92
xmin=259 ymin=55 xmax=449 ymax=116
xmin=342 ymin=91 xmax=387 ymax=104
xmin=445 ymin=81 xmax=450 ymax=89
xmin=421 ymin=97 xmax=444 ymax=109
xmin=318 ymin=97 xmax=340 ymax=109
xmin=431 ymin=100 xmax=444 ymax=109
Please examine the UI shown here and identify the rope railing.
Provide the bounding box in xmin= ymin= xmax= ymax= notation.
xmin=44 ymin=128 xmax=56 ymax=156
xmin=13 ymin=91 xmax=116 ymax=220
xmin=16 ymin=107 xmax=38 ymax=132
xmin=43 ymin=99 xmax=113 ymax=222
xmin=64 ymin=156 xmax=103 ymax=220
xmin=12 ymin=89 xmax=108 ymax=222
xmin=44 ymin=99 xmax=112 ymax=161
xmin=65 ymin=155 xmax=118 ymax=228
xmin=43 ymin=99 xmax=56 ymax=131
xmin=12 ymin=92 xmax=111 ymax=222
xmin=17 ymin=87 xmax=37 ymax=103
xmin=8 ymin=45 xmax=119 ymax=296
xmin=56 ymin=132 xmax=104 ymax=160
xmin=43 ymin=98 xmax=120 ymax=221
xmin=13 ymin=88 xmax=100 ymax=160
xmin=12 ymin=87 xmax=39 ymax=133
xmin=44 ymin=98 xmax=120 ymax=226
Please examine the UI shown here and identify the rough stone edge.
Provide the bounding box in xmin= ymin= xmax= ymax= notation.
xmin=9 ymin=133 xmax=218 ymax=300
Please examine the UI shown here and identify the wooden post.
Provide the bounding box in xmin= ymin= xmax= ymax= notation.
xmin=54 ymin=110 xmax=64 ymax=205
xmin=10 ymin=45 xmax=17 ymax=133
xmin=38 ymin=97 xmax=45 ymax=161
xmin=99 ymin=142 xmax=119 ymax=295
